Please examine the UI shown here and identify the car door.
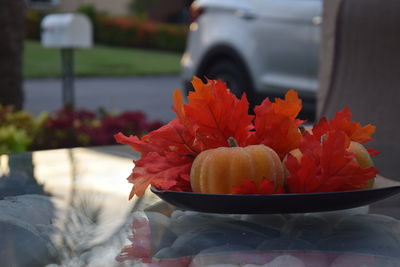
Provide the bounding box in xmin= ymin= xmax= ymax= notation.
xmin=251 ymin=0 xmax=322 ymax=98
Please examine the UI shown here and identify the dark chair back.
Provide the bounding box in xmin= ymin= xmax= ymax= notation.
xmin=318 ymin=0 xmax=400 ymax=180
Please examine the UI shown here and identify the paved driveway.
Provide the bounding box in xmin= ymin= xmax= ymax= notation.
xmin=23 ymin=75 xmax=181 ymax=123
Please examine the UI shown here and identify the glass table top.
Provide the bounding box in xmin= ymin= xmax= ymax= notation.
xmin=1 ymin=145 xmax=400 ymax=266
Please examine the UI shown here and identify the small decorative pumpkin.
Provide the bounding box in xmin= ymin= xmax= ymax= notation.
xmin=347 ymin=141 xmax=374 ymax=169
xmin=348 ymin=141 xmax=375 ymax=188
xmin=190 ymin=137 xmax=284 ymax=194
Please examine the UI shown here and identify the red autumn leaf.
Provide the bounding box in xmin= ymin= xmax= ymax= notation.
xmin=115 ymin=118 xmax=198 ymax=156
xmin=232 ymin=179 xmax=257 ymax=194
xmin=259 ymin=179 xmax=285 ymax=194
xmin=311 ymin=107 xmax=379 ymax=159
xmin=127 ymin=151 xmax=192 ymax=198
xmin=367 ymin=148 xmax=380 ymax=156
xmin=173 ymin=77 xmax=254 ymax=149
xmin=251 ymin=90 xmax=304 ymax=159
xmin=115 ymin=118 xmax=197 ymax=198
xmin=232 ymin=178 xmax=284 ymax=194
xmin=312 ymin=107 xmax=376 ymax=144
xmin=285 ymin=152 xmax=321 ymax=193
xmin=285 ymin=131 xmax=379 ymax=193
xmin=116 ymin=78 xmax=255 ymax=198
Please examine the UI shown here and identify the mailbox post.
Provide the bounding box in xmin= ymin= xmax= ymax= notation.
xmin=41 ymin=13 xmax=92 ymax=107
xmin=60 ymin=48 xmax=74 ymax=107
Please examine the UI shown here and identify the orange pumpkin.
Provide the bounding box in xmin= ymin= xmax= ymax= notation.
xmin=190 ymin=138 xmax=284 ymax=194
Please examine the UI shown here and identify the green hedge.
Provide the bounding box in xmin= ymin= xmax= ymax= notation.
xmin=25 ymin=10 xmax=188 ymax=52
xmin=95 ymin=17 xmax=187 ymax=51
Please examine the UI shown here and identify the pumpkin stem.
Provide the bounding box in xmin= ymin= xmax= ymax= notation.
xmin=227 ymin=137 xmax=239 ymax=147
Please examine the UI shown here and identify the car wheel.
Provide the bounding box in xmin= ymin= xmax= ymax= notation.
xmin=202 ymin=60 xmax=255 ymax=103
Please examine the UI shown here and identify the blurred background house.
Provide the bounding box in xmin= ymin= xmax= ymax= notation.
xmin=0 ymin=0 xmax=193 ymax=153
xmin=27 ymin=0 xmax=193 ymax=23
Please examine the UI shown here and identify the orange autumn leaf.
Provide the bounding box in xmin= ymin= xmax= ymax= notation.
xmin=173 ymin=89 xmax=185 ymax=120
xmin=173 ymin=77 xmax=254 ymax=149
xmin=312 ymin=107 xmax=376 ymax=144
xmin=273 ymin=89 xmax=303 ymax=119
xmin=251 ymin=90 xmax=304 ymax=159
xmin=285 ymin=131 xmax=378 ymax=193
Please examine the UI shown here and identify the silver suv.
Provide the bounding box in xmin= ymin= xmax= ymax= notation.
xmin=181 ymin=0 xmax=322 ymax=118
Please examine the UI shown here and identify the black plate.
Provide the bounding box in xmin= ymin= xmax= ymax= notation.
xmin=151 ymin=184 xmax=400 ymax=214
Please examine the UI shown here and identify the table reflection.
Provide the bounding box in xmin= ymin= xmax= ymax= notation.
xmin=1 ymin=146 xmax=400 ymax=266
xmin=0 ymin=146 xmax=159 ymax=266
xmin=117 ymin=207 xmax=400 ymax=266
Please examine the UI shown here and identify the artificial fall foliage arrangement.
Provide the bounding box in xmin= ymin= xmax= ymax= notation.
xmin=115 ymin=77 xmax=379 ymax=199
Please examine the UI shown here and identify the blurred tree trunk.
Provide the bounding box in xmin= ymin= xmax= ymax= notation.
xmin=0 ymin=0 xmax=25 ymax=110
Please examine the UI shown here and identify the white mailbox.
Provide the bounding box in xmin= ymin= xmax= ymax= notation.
xmin=41 ymin=13 xmax=92 ymax=48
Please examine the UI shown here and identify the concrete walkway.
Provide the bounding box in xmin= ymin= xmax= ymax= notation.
xmin=23 ymin=75 xmax=181 ymax=123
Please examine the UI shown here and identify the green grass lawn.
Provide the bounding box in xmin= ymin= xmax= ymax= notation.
xmin=23 ymin=41 xmax=182 ymax=78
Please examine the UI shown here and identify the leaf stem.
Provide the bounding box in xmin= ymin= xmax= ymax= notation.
xmin=299 ymin=126 xmax=306 ymax=136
